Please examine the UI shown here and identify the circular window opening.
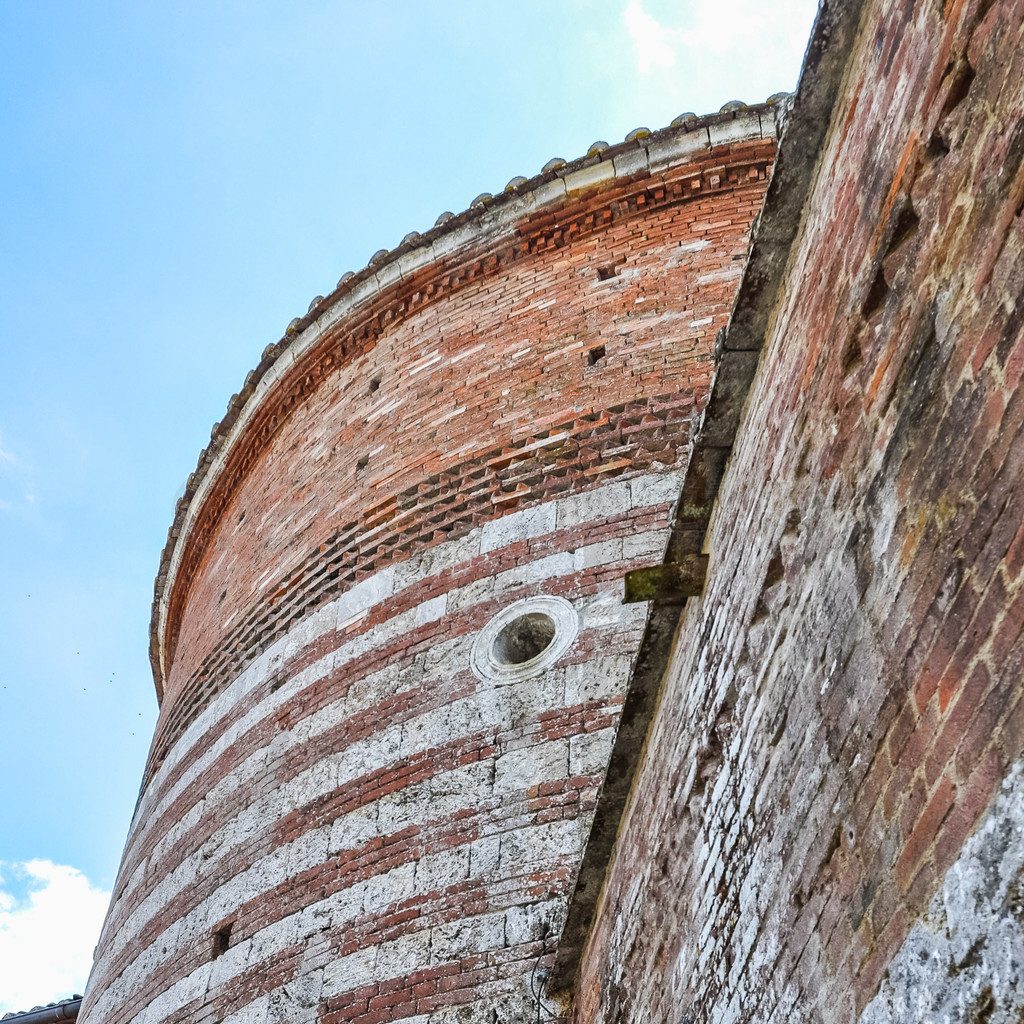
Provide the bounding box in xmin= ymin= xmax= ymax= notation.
xmin=492 ymin=612 xmax=557 ymax=666
xmin=471 ymin=595 xmax=579 ymax=684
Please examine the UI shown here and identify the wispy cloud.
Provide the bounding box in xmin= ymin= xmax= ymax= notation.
xmin=622 ymin=0 xmax=818 ymax=84
xmin=0 ymin=431 xmax=37 ymax=513
xmin=0 ymin=861 xmax=110 ymax=1013
xmin=678 ymin=0 xmax=819 ymax=56
xmin=623 ymin=1 xmax=679 ymax=71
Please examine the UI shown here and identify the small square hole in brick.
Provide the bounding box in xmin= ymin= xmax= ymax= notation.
xmin=588 ymin=345 xmax=606 ymax=366
xmin=596 ymin=265 xmax=618 ymax=281
xmin=212 ymin=922 xmax=232 ymax=959
xmin=356 ymin=455 xmax=370 ymax=469
xmin=369 ymin=375 xmax=382 ymax=393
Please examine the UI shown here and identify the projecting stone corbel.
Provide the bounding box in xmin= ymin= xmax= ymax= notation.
xmin=623 ymin=554 xmax=710 ymax=604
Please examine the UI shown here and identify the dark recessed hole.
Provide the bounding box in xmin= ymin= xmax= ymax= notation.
xmin=356 ymin=455 xmax=370 ymax=469
xmin=369 ymin=375 xmax=382 ymax=393
xmin=752 ymin=552 xmax=785 ymax=625
xmin=940 ymin=61 xmax=975 ymax=122
xmin=841 ymin=333 xmax=863 ymax=375
xmin=969 ymin=985 xmax=995 ymax=1024
xmin=237 ymin=510 xmax=246 ymax=524
xmin=492 ymin=612 xmax=556 ymax=666
xmin=887 ymin=203 xmax=920 ymax=253
xmin=596 ymin=265 xmax=619 ymax=281
xmin=588 ymin=344 xmax=607 ymax=365
xmin=763 ymin=554 xmax=785 ymax=590
xmin=770 ymin=710 xmax=788 ymax=747
xmin=926 ymin=133 xmax=951 ymax=162
xmin=973 ymin=0 xmax=996 ymax=24
xmin=862 ymin=265 xmax=890 ymax=319
xmin=212 ymin=922 xmax=232 ymax=959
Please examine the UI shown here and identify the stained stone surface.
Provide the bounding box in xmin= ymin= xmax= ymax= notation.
xmin=860 ymin=758 xmax=1024 ymax=1024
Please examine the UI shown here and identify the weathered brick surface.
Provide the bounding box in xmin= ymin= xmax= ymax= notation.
xmin=859 ymin=756 xmax=1024 ymax=1021
xmin=80 ymin=120 xmax=775 ymax=1024
xmin=573 ymin=0 xmax=1024 ymax=1021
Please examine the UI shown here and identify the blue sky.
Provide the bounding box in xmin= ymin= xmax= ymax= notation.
xmin=0 ymin=0 xmax=819 ymax=1010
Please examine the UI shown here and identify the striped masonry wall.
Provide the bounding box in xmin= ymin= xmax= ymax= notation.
xmin=80 ymin=109 xmax=779 ymax=1024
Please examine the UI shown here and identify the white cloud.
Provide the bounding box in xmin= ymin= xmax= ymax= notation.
xmin=620 ymin=0 xmax=819 ymax=92
xmin=623 ymin=1 xmax=679 ymax=71
xmin=677 ymin=0 xmax=819 ymax=57
xmin=0 ymin=861 xmax=110 ymax=1014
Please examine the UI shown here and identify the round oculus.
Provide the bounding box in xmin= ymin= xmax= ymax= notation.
xmin=471 ymin=595 xmax=579 ymax=683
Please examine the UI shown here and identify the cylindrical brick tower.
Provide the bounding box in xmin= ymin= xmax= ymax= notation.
xmin=81 ymin=106 xmax=778 ymax=1024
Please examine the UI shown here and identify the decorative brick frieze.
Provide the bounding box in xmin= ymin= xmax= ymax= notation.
xmin=152 ymin=132 xmax=776 ymax=701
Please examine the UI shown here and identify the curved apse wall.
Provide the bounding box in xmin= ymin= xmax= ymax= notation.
xmin=81 ymin=106 xmax=779 ymax=1024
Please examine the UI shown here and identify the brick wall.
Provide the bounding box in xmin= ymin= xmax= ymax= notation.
xmin=79 ymin=115 xmax=777 ymax=1024
xmin=573 ymin=0 xmax=1024 ymax=1020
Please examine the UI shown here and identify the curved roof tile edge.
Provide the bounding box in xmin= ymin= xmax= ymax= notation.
xmin=1 ymin=997 xmax=83 ymax=1023
xmin=148 ymin=97 xmax=789 ymax=699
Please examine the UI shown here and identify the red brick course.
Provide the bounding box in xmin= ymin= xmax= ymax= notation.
xmin=161 ymin=144 xmax=773 ymax=712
